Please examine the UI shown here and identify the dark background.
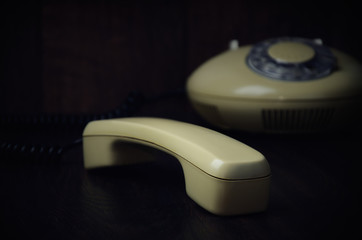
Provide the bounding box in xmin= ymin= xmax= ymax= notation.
xmin=1 ymin=1 xmax=362 ymax=240
xmin=2 ymin=0 xmax=361 ymax=114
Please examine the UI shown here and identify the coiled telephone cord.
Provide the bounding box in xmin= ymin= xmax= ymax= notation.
xmin=0 ymin=89 xmax=186 ymax=164
xmin=0 ymin=91 xmax=144 ymax=129
xmin=0 ymin=91 xmax=145 ymax=163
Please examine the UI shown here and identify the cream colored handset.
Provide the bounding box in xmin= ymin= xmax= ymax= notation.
xmin=83 ymin=117 xmax=270 ymax=215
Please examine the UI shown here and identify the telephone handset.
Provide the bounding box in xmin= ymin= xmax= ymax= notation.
xmin=82 ymin=117 xmax=271 ymax=216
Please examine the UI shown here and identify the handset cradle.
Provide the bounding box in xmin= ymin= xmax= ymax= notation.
xmin=82 ymin=117 xmax=270 ymax=215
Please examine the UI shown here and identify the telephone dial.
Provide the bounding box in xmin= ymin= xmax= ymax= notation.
xmin=187 ymin=37 xmax=362 ymax=133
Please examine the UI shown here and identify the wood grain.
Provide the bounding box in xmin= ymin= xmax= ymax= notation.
xmin=0 ymin=97 xmax=361 ymax=240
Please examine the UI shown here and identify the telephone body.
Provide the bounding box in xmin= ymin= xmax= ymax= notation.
xmin=187 ymin=37 xmax=362 ymax=133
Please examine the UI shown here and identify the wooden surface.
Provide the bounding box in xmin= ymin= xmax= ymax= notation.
xmin=1 ymin=96 xmax=362 ymax=240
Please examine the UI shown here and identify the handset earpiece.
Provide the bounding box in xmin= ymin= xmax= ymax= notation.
xmin=82 ymin=117 xmax=270 ymax=215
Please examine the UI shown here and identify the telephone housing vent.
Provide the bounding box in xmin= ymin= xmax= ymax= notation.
xmin=261 ymin=108 xmax=335 ymax=132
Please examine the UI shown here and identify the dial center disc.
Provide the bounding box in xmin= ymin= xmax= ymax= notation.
xmin=267 ymin=41 xmax=315 ymax=63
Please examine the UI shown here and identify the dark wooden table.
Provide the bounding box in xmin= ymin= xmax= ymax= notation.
xmin=1 ymin=96 xmax=361 ymax=240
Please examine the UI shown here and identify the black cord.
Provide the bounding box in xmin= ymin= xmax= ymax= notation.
xmin=0 ymin=89 xmax=186 ymax=164
xmin=0 ymin=138 xmax=83 ymax=165
xmin=0 ymin=91 xmax=145 ymax=164
xmin=0 ymin=91 xmax=145 ymax=129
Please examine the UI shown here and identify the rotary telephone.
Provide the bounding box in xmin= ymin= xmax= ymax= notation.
xmin=2 ymin=37 xmax=361 ymax=215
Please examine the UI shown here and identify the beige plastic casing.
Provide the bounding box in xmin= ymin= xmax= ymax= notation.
xmin=83 ymin=117 xmax=271 ymax=215
xmin=187 ymin=44 xmax=362 ymax=132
